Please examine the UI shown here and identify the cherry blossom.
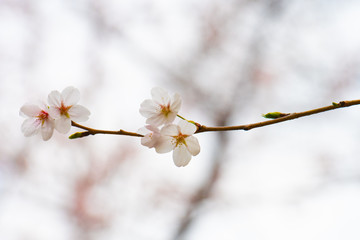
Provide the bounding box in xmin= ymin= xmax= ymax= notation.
xmin=139 ymin=87 xmax=181 ymax=126
xmin=20 ymin=103 xmax=55 ymax=141
xmin=48 ymin=86 xmax=90 ymax=134
xmin=138 ymin=125 xmax=161 ymax=148
xmin=155 ymin=120 xmax=200 ymax=167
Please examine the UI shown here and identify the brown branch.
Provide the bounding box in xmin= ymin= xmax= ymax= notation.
xmin=69 ymin=100 xmax=360 ymax=139
xmin=195 ymin=100 xmax=360 ymax=133
xmin=70 ymin=121 xmax=144 ymax=139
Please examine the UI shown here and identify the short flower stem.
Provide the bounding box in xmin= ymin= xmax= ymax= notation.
xmin=70 ymin=99 xmax=360 ymax=139
xmin=177 ymin=114 xmax=202 ymax=128
xmin=177 ymin=114 xmax=186 ymax=120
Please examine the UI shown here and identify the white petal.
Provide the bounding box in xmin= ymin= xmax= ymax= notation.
xmin=185 ymin=136 xmax=200 ymax=156
xmin=21 ymin=118 xmax=40 ymax=137
xmin=38 ymin=101 xmax=49 ymax=110
xmin=163 ymin=112 xmax=177 ymax=124
xmin=20 ymin=104 xmax=41 ymax=117
xmin=170 ymin=93 xmax=182 ymax=113
xmin=139 ymin=125 xmax=161 ymax=147
xmin=139 ymin=99 xmax=160 ymax=118
xmin=137 ymin=127 xmax=149 ymax=135
xmin=160 ymin=124 xmax=179 ymax=136
xmin=155 ymin=136 xmax=175 ymax=153
xmin=146 ymin=114 xmax=166 ymax=126
xmin=41 ymin=120 xmax=54 ymax=141
xmin=68 ymin=105 xmax=90 ymax=122
xmin=55 ymin=117 xmax=72 ymax=134
xmin=173 ymin=144 xmax=192 ymax=167
xmin=62 ymin=86 xmax=80 ymax=106
xmin=48 ymin=106 xmax=61 ymax=119
xmin=178 ymin=120 xmax=197 ymax=135
xmin=145 ymin=125 xmax=160 ymax=133
xmin=151 ymin=87 xmax=170 ymax=105
xmin=141 ymin=133 xmax=160 ymax=148
xmin=141 ymin=135 xmax=154 ymax=148
xmin=48 ymin=90 xmax=62 ymax=107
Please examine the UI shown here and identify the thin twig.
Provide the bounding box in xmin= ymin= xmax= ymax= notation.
xmin=70 ymin=121 xmax=144 ymax=138
xmin=195 ymin=100 xmax=360 ymax=133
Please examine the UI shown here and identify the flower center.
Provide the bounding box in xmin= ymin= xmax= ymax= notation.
xmin=160 ymin=104 xmax=171 ymax=117
xmin=37 ymin=110 xmax=49 ymax=126
xmin=59 ymin=102 xmax=72 ymax=118
xmin=174 ymin=133 xmax=188 ymax=147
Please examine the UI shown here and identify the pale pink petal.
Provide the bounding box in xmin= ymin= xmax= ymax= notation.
xmin=20 ymin=104 xmax=41 ymax=117
xmin=48 ymin=90 xmax=62 ymax=107
xmin=160 ymin=124 xmax=179 ymax=136
xmin=178 ymin=120 xmax=197 ymax=135
xmin=141 ymin=133 xmax=160 ymax=148
xmin=48 ymin=106 xmax=61 ymax=119
xmin=39 ymin=101 xmax=49 ymax=110
xmin=185 ymin=136 xmax=200 ymax=156
xmin=146 ymin=112 xmax=177 ymax=126
xmin=146 ymin=114 xmax=166 ymax=126
xmin=164 ymin=112 xmax=177 ymax=124
xmin=151 ymin=87 xmax=170 ymax=105
xmin=155 ymin=136 xmax=175 ymax=153
xmin=173 ymin=144 xmax=192 ymax=167
xmin=137 ymin=126 xmax=149 ymax=135
xmin=41 ymin=120 xmax=54 ymax=141
xmin=62 ymin=86 xmax=80 ymax=106
xmin=139 ymin=99 xmax=160 ymax=118
xmin=145 ymin=125 xmax=160 ymax=133
xmin=55 ymin=117 xmax=72 ymax=134
xmin=141 ymin=135 xmax=154 ymax=148
xmin=68 ymin=105 xmax=90 ymax=122
xmin=170 ymin=93 xmax=182 ymax=112
xmin=139 ymin=125 xmax=161 ymax=148
xmin=21 ymin=118 xmax=40 ymax=137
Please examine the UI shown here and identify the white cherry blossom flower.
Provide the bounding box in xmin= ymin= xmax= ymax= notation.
xmin=155 ymin=120 xmax=200 ymax=167
xmin=20 ymin=103 xmax=55 ymax=141
xmin=138 ymin=125 xmax=161 ymax=148
xmin=48 ymin=86 xmax=90 ymax=134
xmin=139 ymin=87 xmax=181 ymax=126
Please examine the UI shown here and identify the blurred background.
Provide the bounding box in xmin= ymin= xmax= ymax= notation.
xmin=1 ymin=0 xmax=360 ymax=239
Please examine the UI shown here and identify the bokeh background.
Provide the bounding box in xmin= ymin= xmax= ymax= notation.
xmin=1 ymin=0 xmax=360 ymax=239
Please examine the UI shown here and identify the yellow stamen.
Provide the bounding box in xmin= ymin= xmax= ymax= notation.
xmin=59 ymin=102 xmax=72 ymax=118
xmin=174 ymin=133 xmax=188 ymax=147
xmin=160 ymin=104 xmax=171 ymax=117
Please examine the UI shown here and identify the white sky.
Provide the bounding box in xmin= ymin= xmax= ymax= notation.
xmin=1 ymin=0 xmax=360 ymax=240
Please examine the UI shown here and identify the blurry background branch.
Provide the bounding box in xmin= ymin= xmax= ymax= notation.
xmin=172 ymin=1 xmax=289 ymax=238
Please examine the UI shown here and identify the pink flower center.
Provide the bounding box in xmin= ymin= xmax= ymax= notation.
xmin=59 ymin=102 xmax=71 ymax=118
xmin=37 ymin=110 xmax=49 ymax=126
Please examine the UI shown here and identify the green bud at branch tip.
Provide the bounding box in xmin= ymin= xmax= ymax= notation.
xmin=69 ymin=132 xmax=86 ymax=139
xmin=262 ymin=112 xmax=290 ymax=119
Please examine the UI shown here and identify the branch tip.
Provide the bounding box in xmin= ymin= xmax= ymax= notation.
xmin=69 ymin=131 xmax=91 ymax=139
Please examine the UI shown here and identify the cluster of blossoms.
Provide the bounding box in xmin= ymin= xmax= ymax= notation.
xmin=20 ymin=86 xmax=200 ymax=167
xmin=20 ymin=86 xmax=90 ymax=141
xmin=139 ymin=87 xmax=200 ymax=167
